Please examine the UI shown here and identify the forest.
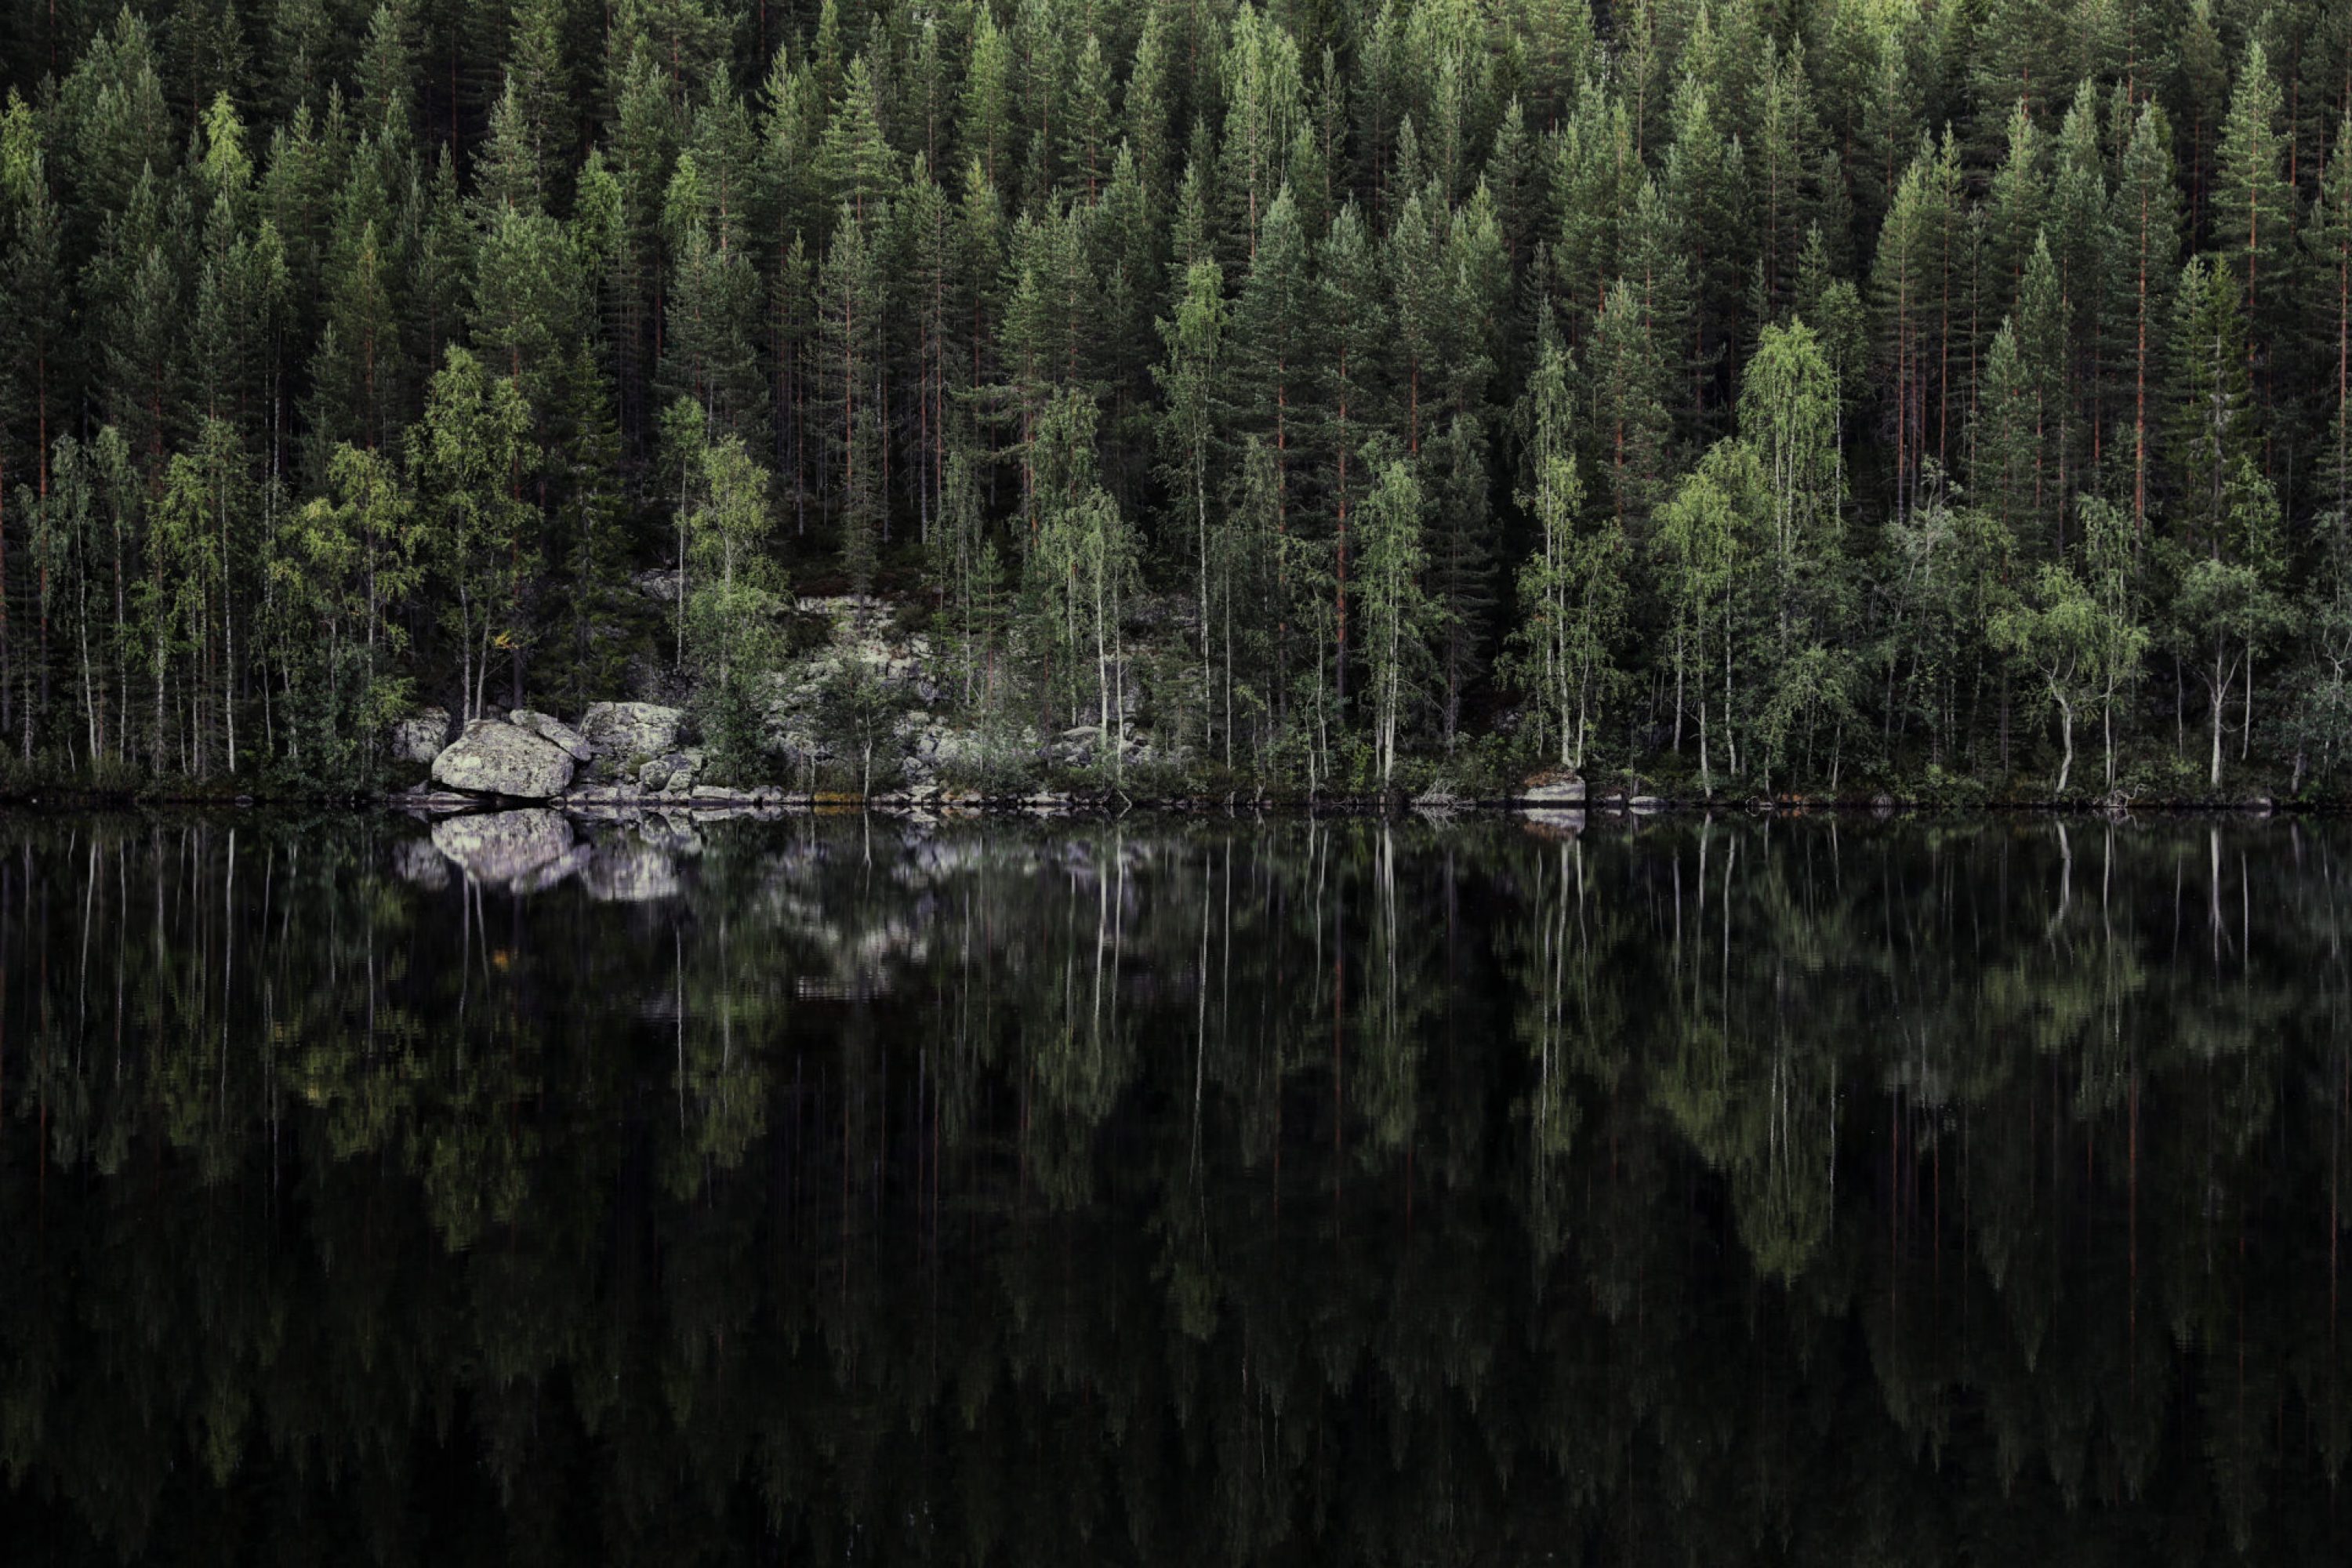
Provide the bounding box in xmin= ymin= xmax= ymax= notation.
xmin=5 ymin=0 xmax=2352 ymax=800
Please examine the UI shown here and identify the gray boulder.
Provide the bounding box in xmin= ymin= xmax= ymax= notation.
xmin=431 ymin=809 xmax=575 ymax=885
xmin=581 ymin=702 xmax=684 ymax=771
xmin=430 ymin=719 xmax=576 ymax=798
xmin=631 ymin=568 xmax=683 ymax=604
xmin=390 ymin=706 xmax=451 ymax=765
xmin=510 ymin=708 xmax=595 ymax=761
xmin=640 ymin=747 xmax=706 ymax=797
xmin=1516 ymin=768 xmax=1586 ymax=806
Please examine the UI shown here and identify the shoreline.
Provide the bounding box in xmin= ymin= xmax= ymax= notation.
xmin=0 ymin=786 xmax=2321 ymax=818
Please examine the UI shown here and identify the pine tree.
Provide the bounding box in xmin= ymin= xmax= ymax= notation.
xmin=659 ymin=146 xmax=767 ymax=441
xmin=1976 ymin=318 xmax=2041 ymax=550
xmin=1585 ymin=278 xmax=1671 ymax=538
xmin=1662 ymin=74 xmax=1748 ymax=430
xmin=1549 ymin=84 xmax=1629 ymax=339
xmin=2314 ymin=112 xmax=2352 ymax=522
xmin=1749 ymin=34 xmax=1829 ymax=326
xmin=2166 ymin=254 xmax=2259 ymax=554
xmin=2 ymin=97 xmax=67 ymax=739
xmin=1388 ymin=182 xmax=1449 ymax=455
xmin=2045 ymin=88 xmax=2112 ymax=520
xmin=1982 ymin=99 xmax=2048 ymax=333
xmin=506 ymin=0 xmax=577 ymax=202
xmin=960 ymin=1 xmax=1018 ymax=193
xmin=820 ymin=53 xmax=902 ymax=227
xmin=2212 ymin=39 xmax=2294 ymax=441
xmin=1060 ymin=31 xmax=1114 ymax=201
xmin=1509 ymin=0 xmax=1595 ymax=135
xmin=1316 ymin=200 xmax=1389 ymax=716
xmin=1872 ymin=150 xmax=1934 ymax=517
xmin=2109 ymin=98 xmax=2181 ymax=528
xmin=1155 ymin=257 xmax=1225 ymax=742
xmin=818 ymin=202 xmax=887 ymax=593
xmin=2013 ymin=233 xmax=2068 ymax=555
xmin=1219 ymin=2 xmax=1307 ymax=260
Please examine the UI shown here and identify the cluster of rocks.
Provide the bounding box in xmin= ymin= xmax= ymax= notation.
xmin=395 ymin=701 xmax=717 ymax=803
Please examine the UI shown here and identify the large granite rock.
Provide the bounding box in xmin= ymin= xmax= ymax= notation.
xmin=430 ymin=810 xmax=575 ymax=885
xmin=580 ymin=702 xmax=684 ymax=771
xmin=510 ymin=708 xmax=595 ymax=761
xmin=390 ymin=706 xmax=451 ymax=765
xmin=638 ymin=748 xmax=706 ymax=797
xmin=430 ymin=719 xmax=576 ymax=798
xmin=1515 ymin=768 xmax=1586 ymax=805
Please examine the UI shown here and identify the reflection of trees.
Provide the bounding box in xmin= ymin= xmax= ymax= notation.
xmin=0 ymin=812 xmax=2347 ymax=1559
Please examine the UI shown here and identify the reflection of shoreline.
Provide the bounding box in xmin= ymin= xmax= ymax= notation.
xmin=0 ymin=811 xmax=2341 ymax=1559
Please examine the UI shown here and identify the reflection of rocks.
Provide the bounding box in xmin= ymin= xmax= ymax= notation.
xmin=393 ymin=837 xmax=451 ymax=889
xmin=637 ymin=812 xmax=706 ymax=857
xmin=430 ymin=720 xmax=576 ymax=798
xmin=1519 ymin=810 xmax=1586 ymax=840
xmin=390 ymin=706 xmax=451 ymax=765
xmin=431 ymin=809 xmax=575 ymax=885
xmin=510 ymin=708 xmax=595 ymax=761
xmin=512 ymin=844 xmax=593 ymax=895
xmin=582 ymin=834 xmax=685 ymax=902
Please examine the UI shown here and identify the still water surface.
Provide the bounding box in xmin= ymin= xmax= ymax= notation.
xmin=0 ymin=808 xmax=2347 ymax=1562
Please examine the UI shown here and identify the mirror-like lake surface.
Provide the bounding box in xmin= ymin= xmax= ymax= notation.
xmin=0 ymin=810 xmax=2348 ymax=1563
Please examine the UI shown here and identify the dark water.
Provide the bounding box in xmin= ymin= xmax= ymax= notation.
xmin=0 ymin=808 xmax=2348 ymax=1563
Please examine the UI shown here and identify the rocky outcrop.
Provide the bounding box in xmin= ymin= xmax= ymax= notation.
xmin=510 ymin=709 xmax=595 ymax=761
xmin=430 ymin=719 xmax=577 ymax=798
xmin=430 ymin=809 xmax=575 ymax=885
xmin=638 ymin=747 xmax=707 ymax=797
xmin=390 ymin=706 xmax=451 ymax=765
xmin=1515 ymin=768 xmax=1585 ymax=805
xmin=630 ymin=568 xmax=682 ymax=603
xmin=580 ymin=702 xmax=684 ymax=774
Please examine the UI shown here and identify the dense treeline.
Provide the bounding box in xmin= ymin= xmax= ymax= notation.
xmin=5 ymin=0 xmax=2352 ymax=797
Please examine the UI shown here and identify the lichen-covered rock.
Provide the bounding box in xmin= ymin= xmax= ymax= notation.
xmin=630 ymin=568 xmax=682 ymax=603
xmin=430 ymin=809 xmax=575 ymax=884
xmin=430 ymin=719 xmax=576 ymax=798
xmin=509 ymin=709 xmax=595 ymax=761
xmin=390 ymin=706 xmax=451 ymax=765
xmin=1515 ymin=768 xmax=1585 ymax=805
xmin=580 ymin=702 xmax=684 ymax=772
xmin=639 ymin=747 xmax=706 ymax=796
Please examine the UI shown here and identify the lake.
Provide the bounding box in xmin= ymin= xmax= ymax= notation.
xmin=0 ymin=808 xmax=2346 ymax=1562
